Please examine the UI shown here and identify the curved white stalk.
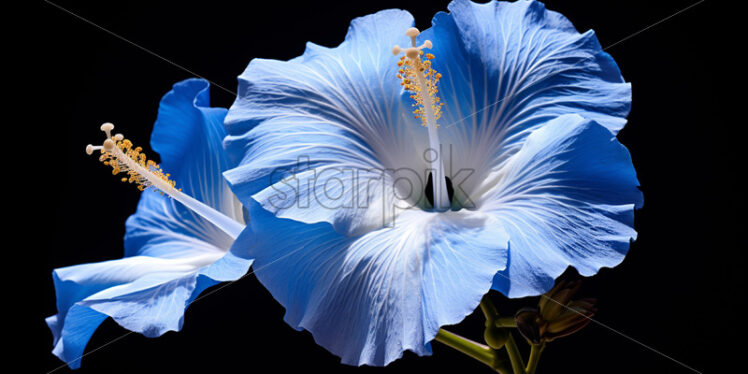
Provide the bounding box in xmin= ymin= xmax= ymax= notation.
xmin=88 ymin=123 xmax=244 ymax=240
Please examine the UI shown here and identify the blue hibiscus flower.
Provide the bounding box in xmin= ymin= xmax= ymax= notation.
xmin=224 ymin=0 xmax=642 ymax=366
xmin=47 ymin=79 xmax=252 ymax=369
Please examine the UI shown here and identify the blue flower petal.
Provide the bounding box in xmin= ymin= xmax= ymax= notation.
xmin=420 ymin=0 xmax=631 ymax=184
xmin=476 ymin=114 xmax=642 ymax=297
xmin=235 ymin=200 xmax=507 ymax=366
xmin=47 ymin=252 xmax=247 ymax=369
xmin=126 ymin=78 xmax=244 ymax=259
xmin=224 ymin=10 xmax=433 ymax=236
xmin=47 ymin=283 xmax=108 ymax=369
xmin=47 ymin=79 xmax=251 ymax=368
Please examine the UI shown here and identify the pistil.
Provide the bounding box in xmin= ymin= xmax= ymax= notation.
xmin=393 ymin=27 xmax=450 ymax=210
xmin=87 ymin=123 xmax=244 ymax=239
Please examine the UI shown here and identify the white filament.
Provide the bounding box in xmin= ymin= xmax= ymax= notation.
xmin=93 ymin=124 xmax=245 ymax=240
xmin=404 ymin=28 xmax=450 ymax=211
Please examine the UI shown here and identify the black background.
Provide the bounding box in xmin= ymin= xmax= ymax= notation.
xmin=32 ymin=0 xmax=736 ymax=373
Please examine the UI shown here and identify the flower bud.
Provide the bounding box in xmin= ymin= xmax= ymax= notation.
xmin=515 ymin=307 xmax=542 ymax=344
xmin=484 ymin=324 xmax=510 ymax=349
xmin=515 ymin=281 xmax=597 ymax=344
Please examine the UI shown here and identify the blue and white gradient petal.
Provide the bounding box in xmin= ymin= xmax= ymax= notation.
xmin=224 ymin=9 xmax=424 ymax=236
xmin=235 ymin=201 xmax=507 ymax=366
xmin=478 ymin=114 xmax=642 ymax=297
xmin=421 ymin=0 xmax=632 ymax=200
xmin=46 ymin=79 xmax=251 ymax=369
xmin=224 ymin=0 xmax=641 ymax=367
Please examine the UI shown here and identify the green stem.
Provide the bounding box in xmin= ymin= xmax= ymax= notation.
xmin=525 ymin=343 xmax=545 ymax=374
xmin=495 ymin=316 xmax=517 ymax=328
xmin=435 ymin=329 xmax=510 ymax=374
xmin=480 ymin=295 xmax=499 ymax=323
xmin=504 ymin=333 xmax=526 ymax=374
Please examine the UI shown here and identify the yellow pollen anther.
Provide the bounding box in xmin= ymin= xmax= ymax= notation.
xmin=86 ymin=122 xmax=177 ymax=193
xmin=392 ymin=28 xmax=444 ymax=127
